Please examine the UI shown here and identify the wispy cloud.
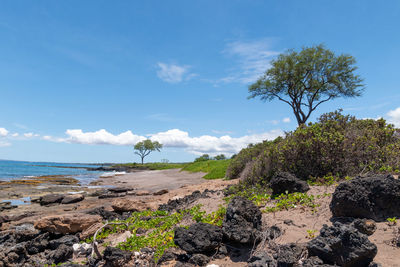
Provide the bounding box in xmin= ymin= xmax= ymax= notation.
xmin=0 ymin=141 xmax=11 ymax=147
xmin=44 ymin=128 xmax=283 ymax=156
xmin=156 ymin=62 xmax=196 ymax=83
xmin=283 ymin=117 xmax=291 ymax=123
xmin=218 ymin=39 xmax=280 ymax=84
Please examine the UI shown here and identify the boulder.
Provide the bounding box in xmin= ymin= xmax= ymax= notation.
xmin=275 ymin=243 xmax=307 ymax=266
xmin=158 ymin=247 xmax=187 ymax=264
xmin=188 ymin=254 xmax=210 ymax=266
xmin=174 ymin=223 xmax=223 ymax=254
xmin=49 ymin=235 xmax=79 ymax=249
xmin=34 ymin=213 xmax=102 ymax=234
xmin=330 ymin=175 xmax=400 ymax=221
xmin=61 ymin=194 xmax=84 ymax=204
xmin=158 ymin=190 xmax=210 ymax=212
xmin=103 ymin=246 xmax=132 ymax=267
xmin=27 ymin=232 xmax=50 ymax=255
xmin=49 ymin=244 xmax=73 ymax=264
xmin=302 ymin=256 xmax=336 ymax=267
xmin=222 ymin=196 xmax=262 ymax=244
xmin=39 ymin=194 xmax=64 ymax=205
xmin=307 ymin=222 xmax=377 ymax=267
xmin=153 ymin=189 xmax=169 ymax=195
xmin=134 ymin=190 xmax=151 ymax=196
xmin=108 ymin=187 xmax=134 ymax=193
xmin=269 ymin=172 xmax=309 ymax=195
xmin=86 ymin=206 xmax=122 ymax=221
xmin=248 ymin=251 xmax=277 ymax=267
xmin=111 ymin=198 xmax=157 ymax=212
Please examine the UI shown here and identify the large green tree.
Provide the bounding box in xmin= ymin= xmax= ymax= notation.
xmin=248 ymin=44 xmax=364 ymax=126
xmin=134 ymin=139 xmax=162 ymax=164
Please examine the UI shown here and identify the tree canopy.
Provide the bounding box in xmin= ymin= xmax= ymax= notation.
xmin=134 ymin=139 xmax=162 ymax=164
xmin=248 ymin=44 xmax=364 ymax=125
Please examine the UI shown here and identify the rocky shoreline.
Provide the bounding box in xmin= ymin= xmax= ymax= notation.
xmin=0 ymin=171 xmax=399 ymax=266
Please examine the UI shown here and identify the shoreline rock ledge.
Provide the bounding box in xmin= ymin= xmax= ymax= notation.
xmin=34 ymin=213 xmax=102 ymax=234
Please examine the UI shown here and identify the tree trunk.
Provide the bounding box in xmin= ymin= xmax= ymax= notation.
xmin=141 ymin=156 xmax=144 ymax=165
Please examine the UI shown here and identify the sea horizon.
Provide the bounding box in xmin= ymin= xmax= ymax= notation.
xmin=0 ymin=159 xmax=105 ymax=184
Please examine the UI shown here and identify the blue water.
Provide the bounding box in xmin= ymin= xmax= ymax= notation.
xmin=0 ymin=160 xmax=105 ymax=185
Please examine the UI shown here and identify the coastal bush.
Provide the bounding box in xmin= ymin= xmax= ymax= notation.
xmin=226 ymin=110 xmax=400 ymax=183
xmin=194 ymin=154 xmax=210 ymax=162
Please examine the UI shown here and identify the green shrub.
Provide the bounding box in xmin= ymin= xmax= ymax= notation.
xmin=227 ymin=110 xmax=400 ymax=183
xmin=194 ymin=154 xmax=211 ymax=162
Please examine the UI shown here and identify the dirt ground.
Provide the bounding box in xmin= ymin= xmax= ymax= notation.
xmin=1 ymin=170 xmax=399 ymax=266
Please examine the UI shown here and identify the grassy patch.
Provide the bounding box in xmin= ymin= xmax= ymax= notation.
xmin=114 ymin=159 xmax=230 ymax=179
xmin=181 ymin=159 xmax=230 ymax=179
xmin=87 ymin=205 xmax=227 ymax=263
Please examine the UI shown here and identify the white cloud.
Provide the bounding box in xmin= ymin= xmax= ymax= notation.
xmin=0 ymin=141 xmax=11 ymax=147
xmin=386 ymin=107 xmax=400 ymax=126
xmin=156 ymin=62 xmax=194 ymax=83
xmin=220 ymin=39 xmax=280 ymax=84
xmin=11 ymin=133 xmax=19 ymax=137
xmin=47 ymin=128 xmax=283 ymax=156
xmin=23 ymin=132 xmax=39 ymax=138
xmin=283 ymin=117 xmax=291 ymax=123
xmin=61 ymin=129 xmax=145 ymax=146
xmin=0 ymin=128 xmax=8 ymax=137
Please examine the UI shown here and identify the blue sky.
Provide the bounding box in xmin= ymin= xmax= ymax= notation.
xmin=0 ymin=0 xmax=400 ymax=163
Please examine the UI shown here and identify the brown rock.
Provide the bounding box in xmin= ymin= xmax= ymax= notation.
xmin=61 ymin=194 xmax=84 ymax=204
xmin=134 ymin=190 xmax=151 ymax=196
xmin=34 ymin=213 xmax=102 ymax=234
xmin=111 ymin=199 xmax=158 ymax=212
xmin=80 ymin=222 xmax=103 ymax=240
xmin=153 ymin=189 xmax=169 ymax=196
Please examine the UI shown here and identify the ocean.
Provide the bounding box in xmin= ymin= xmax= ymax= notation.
xmin=0 ymin=160 xmax=105 ymax=185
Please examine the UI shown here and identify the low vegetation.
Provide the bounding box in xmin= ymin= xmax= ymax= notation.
xmin=113 ymin=158 xmax=230 ymax=179
xmin=86 ymin=205 xmax=227 ymax=263
xmin=227 ymin=110 xmax=400 ymax=184
xmin=181 ymin=159 xmax=230 ymax=179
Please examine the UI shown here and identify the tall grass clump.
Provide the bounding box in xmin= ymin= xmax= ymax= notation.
xmin=226 ymin=110 xmax=400 ymax=184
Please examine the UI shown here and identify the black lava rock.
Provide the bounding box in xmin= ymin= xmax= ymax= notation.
xmin=188 ymin=254 xmax=210 ymax=266
xmin=103 ymin=246 xmax=132 ymax=267
xmin=307 ymin=223 xmax=377 ymax=267
xmin=222 ymin=196 xmax=262 ymax=244
xmin=174 ymin=223 xmax=223 ymax=254
xmin=275 ymin=243 xmax=306 ymax=266
xmin=248 ymin=251 xmax=277 ymax=267
xmin=49 ymin=235 xmax=79 ymax=250
xmin=269 ymin=172 xmax=309 ymax=195
xmin=49 ymin=244 xmax=73 ymax=264
xmin=330 ymin=175 xmax=400 ymax=221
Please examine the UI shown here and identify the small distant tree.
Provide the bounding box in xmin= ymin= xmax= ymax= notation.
xmin=248 ymin=44 xmax=364 ymax=126
xmin=134 ymin=140 xmax=162 ymax=164
xmin=214 ymin=154 xmax=226 ymax=160
xmin=194 ymin=154 xmax=210 ymax=162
